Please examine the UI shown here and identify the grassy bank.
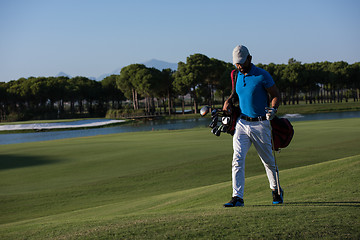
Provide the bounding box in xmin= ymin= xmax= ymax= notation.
xmin=167 ymin=101 xmax=360 ymax=120
xmin=277 ymin=100 xmax=360 ymax=115
xmin=0 ymin=118 xmax=359 ymax=239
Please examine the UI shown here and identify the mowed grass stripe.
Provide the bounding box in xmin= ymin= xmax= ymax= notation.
xmin=1 ymin=154 xmax=359 ymax=239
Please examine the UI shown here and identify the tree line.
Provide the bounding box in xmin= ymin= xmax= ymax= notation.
xmin=1 ymin=53 xmax=359 ymax=122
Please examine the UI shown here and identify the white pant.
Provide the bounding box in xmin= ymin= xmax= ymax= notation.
xmin=232 ymin=118 xmax=278 ymax=198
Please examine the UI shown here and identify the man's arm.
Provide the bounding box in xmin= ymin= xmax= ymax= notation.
xmin=222 ymin=92 xmax=237 ymax=111
xmin=266 ymin=84 xmax=280 ymax=109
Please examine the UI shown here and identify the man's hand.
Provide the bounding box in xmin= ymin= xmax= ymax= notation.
xmin=265 ymin=107 xmax=277 ymax=120
xmin=223 ymin=100 xmax=230 ymax=112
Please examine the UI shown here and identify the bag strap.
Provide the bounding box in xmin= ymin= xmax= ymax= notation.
xmin=231 ymin=69 xmax=238 ymax=92
xmin=230 ymin=69 xmax=239 ymax=105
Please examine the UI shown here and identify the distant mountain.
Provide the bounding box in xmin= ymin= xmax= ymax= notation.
xmin=56 ymin=72 xmax=98 ymax=80
xmin=96 ymin=73 xmax=112 ymax=81
xmin=142 ymin=59 xmax=178 ymax=71
xmin=96 ymin=67 xmax=123 ymax=81
xmin=96 ymin=59 xmax=178 ymax=81
xmin=56 ymin=72 xmax=72 ymax=78
xmin=54 ymin=59 xmax=178 ymax=81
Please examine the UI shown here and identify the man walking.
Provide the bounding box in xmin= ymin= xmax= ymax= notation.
xmin=222 ymin=45 xmax=283 ymax=207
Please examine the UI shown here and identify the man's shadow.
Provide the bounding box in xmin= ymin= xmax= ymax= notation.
xmin=0 ymin=154 xmax=59 ymax=170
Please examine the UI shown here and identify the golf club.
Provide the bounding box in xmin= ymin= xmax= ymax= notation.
xmin=266 ymin=107 xmax=281 ymax=195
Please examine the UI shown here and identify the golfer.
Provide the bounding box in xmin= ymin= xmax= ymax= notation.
xmin=222 ymin=45 xmax=283 ymax=207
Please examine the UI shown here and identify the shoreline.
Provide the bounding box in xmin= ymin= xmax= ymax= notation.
xmin=1 ymin=101 xmax=359 ymax=134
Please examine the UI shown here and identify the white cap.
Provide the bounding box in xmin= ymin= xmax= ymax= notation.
xmin=232 ymin=45 xmax=250 ymax=65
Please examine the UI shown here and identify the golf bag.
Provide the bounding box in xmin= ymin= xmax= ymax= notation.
xmin=208 ymin=69 xmax=239 ymax=136
xmin=226 ymin=106 xmax=240 ymax=136
xmin=270 ymin=116 xmax=294 ymax=151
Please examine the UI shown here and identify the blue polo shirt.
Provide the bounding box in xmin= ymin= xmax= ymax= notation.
xmin=235 ymin=64 xmax=275 ymax=118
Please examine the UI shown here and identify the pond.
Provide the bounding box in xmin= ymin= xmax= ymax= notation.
xmin=1 ymin=111 xmax=360 ymax=145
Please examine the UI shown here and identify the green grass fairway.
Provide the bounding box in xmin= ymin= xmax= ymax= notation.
xmin=1 ymin=118 xmax=360 ymax=239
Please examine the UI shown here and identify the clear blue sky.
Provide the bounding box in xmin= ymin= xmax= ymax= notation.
xmin=1 ymin=0 xmax=359 ymax=82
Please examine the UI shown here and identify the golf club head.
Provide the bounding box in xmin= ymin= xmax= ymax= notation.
xmin=200 ymin=106 xmax=211 ymax=117
xmin=209 ymin=116 xmax=218 ymax=128
xmin=222 ymin=125 xmax=228 ymax=132
xmin=211 ymin=126 xmax=218 ymax=135
xmin=211 ymin=109 xmax=219 ymax=117
xmin=214 ymin=125 xmax=222 ymax=136
xmin=222 ymin=116 xmax=231 ymax=125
